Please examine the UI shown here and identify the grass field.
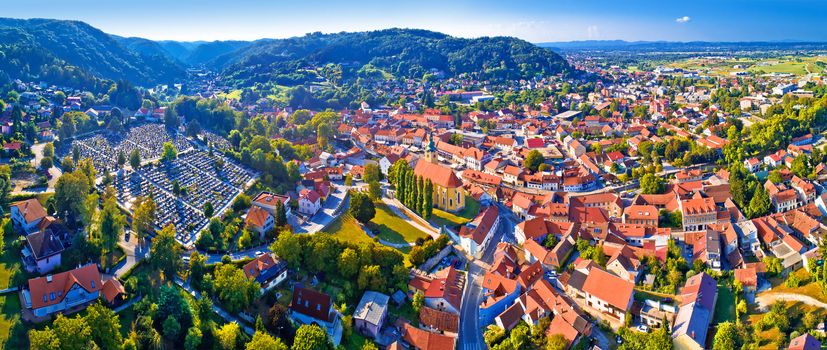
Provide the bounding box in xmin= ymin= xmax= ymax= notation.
xmin=370 ymin=203 xmax=429 ymax=245
xmin=430 ymin=197 xmax=480 ymax=228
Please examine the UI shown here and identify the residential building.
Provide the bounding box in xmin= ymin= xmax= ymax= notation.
xmin=11 ymin=199 xmax=47 ymax=233
xmin=298 ymin=189 xmax=322 ymax=216
xmin=582 ymin=267 xmax=634 ymax=321
xmin=23 ymin=264 xmax=102 ymax=318
xmin=243 ymin=253 xmax=288 ymax=291
xmin=672 ymin=272 xmax=718 ymax=350
xmin=456 ymin=206 xmax=500 ymax=258
xmin=353 ymin=291 xmax=389 ymax=339
xmin=289 ymin=287 xmax=343 ymax=347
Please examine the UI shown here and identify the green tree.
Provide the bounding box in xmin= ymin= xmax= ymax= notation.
xmin=150 ymin=225 xmax=183 ymax=280
xmin=338 ymin=248 xmax=360 ymax=279
xmin=129 ymin=148 xmax=141 ymax=169
xmin=189 ymin=251 xmax=207 ymax=290
xmin=271 ymin=230 xmax=302 ymax=268
xmin=132 ymin=196 xmax=157 ymax=250
xmin=85 ymin=303 xmax=122 ymax=349
xmin=54 ymin=171 xmax=91 ymax=223
xmin=52 ymin=314 xmax=92 ymax=350
xmin=164 ymin=106 xmax=180 ymax=130
xmin=712 ymin=322 xmax=738 ymax=350
xmin=344 ymin=174 xmax=353 ymax=186
xmin=162 ymin=142 xmax=178 ymax=161
xmin=546 ymin=334 xmax=568 ymax=350
xmin=349 ymin=191 xmax=376 ymax=224
xmin=368 ymin=180 xmax=382 ymax=200
xmin=204 ymin=201 xmax=215 ymax=218
xmin=43 ymin=142 xmax=55 ymax=158
xmin=98 ymin=189 xmax=126 ymax=266
xmin=29 ymin=328 xmax=60 ymax=350
xmin=216 ymin=322 xmax=242 ymax=350
xmin=412 ymin=290 xmax=424 ymax=313
xmin=768 ymin=170 xmax=783 ymax=184
xmin=640 ymin=173 xmax=666 ymax=194
xmin=214 ymin=263 xmax=261 ymax=313
xmin=274 ymin=200 xmax=288 ymax=227
xmin=524 ymin=150 xmax=545 ymax=172
xmin=246 ymin=331 xmax=288 ymax=350
xmin=163 ymin=315 xmax=181 ymax=340
xmin=292 ymin=324 xmax=332 ymax=350
xmin=749 ymin=185 xmax=771 ymax=218
xmin=185 ymin=327 xmax=203 ymax=350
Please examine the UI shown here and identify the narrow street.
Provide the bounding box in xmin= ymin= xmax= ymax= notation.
xmin=458 ymin=205 xmax=515 ymax=349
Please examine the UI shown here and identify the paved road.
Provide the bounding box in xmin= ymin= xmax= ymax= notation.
xmin=755 ymin=292 xmax=827 ymax=310
xmin=457 ymin=204 xmax=515 ymax=350
xmin=113 ymin=230 xmax=147 ymax=277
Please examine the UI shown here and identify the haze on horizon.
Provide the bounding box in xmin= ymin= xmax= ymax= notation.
xmin=4 ymin=0 xmax=827 ymax=43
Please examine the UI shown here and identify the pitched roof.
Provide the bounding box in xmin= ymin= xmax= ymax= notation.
xmin=423 ymin=267 xmax=464 ymax=311
xmin=28 ymin=264 xmax=102 ymax=310
xmin=245 ymin=206 xmax=272 ymax=229
xmin=26 ymin=229 xmax=64 ymax=260
xmin=299 ymin=188 xmax=321 ymax=203
xmin=581 ymin=267 xmax=634 ymax=310
xmin=413 ymin=161 xmax=463 ymax=188
xmin=12 ymin=199 xmax=47 ymax=224
xmin=402 ymin=323 xmax=456 ymax=350
xmin=458 ymin=206 xmax=499 ymax=245
xmin=419 ymin=306 xmax=459 ymax=333
xmin=290 ymin=286 xmax=333 ymax=322
xmin=789 ymin=333 xmax=821 ymax=350
xmin=102 ymin=278 xmax=125 ymax=304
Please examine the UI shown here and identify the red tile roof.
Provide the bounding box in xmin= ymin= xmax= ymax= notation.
xmin=28 ymin=264 xmax=102 ymax=310
xmin=413 ymin=161 xmax=463 ymax=188
xmin=402 ymin=323 xmax=456 ymax=350
xmin=581 ymin=267 xmax=634 ymax=310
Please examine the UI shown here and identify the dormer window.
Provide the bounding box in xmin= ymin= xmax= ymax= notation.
xmin=49 ymin=292 xmax=55 ymax=301
xmin=91 ymin=281 xmax=95 ymax=289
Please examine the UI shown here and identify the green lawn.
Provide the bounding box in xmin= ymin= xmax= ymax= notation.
xmin=713 ymin=285 xmax=736 ymax=324
xmin=324 ymin=213 xmax=375 ymax=247
xmin=370 ymin=203 xmax=429 ymax=245
xmin=430 ymin=197 xmax=480 ymax=228
xmin=325 ymin=212 xmax=411 ymax=254
xmin=0 ymin=234 xmax=27 ymax=349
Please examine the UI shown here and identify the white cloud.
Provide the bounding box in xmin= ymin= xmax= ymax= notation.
xmin=675 ymin=16 xmax=691 ymax=24
xmin=587 ymin=25 xmax=600 ymax=39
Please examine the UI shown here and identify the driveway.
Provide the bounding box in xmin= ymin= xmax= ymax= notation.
xmin=292 ymin=185 xmax=348 ymax=233
xmin=113 ymin=229 xmax=147 ymax=277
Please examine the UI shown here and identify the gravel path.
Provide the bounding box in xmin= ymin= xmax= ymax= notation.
xmin=755 ymin=292 xmax=827 ymax=310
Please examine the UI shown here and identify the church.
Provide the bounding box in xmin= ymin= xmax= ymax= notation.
xmin=413 ymin=134 xmax=466 ymax=212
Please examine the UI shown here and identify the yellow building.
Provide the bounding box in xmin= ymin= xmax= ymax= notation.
xmin=414 ymin=156 xmax=465 ymax=212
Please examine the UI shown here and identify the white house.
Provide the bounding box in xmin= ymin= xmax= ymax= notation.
xmin=298 ymin=189 xmax=322 ymax=216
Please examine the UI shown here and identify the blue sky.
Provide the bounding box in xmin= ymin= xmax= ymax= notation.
xmin=4 ymin=0 xmax=827 ymax=42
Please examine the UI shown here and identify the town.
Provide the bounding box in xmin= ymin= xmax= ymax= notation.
xmin=1 ymin=7 xmax=827 ymax=350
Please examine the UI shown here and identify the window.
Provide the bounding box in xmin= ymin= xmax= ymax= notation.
xmin=49 ymin=292 xmax=55 ymax=301
xmin=91 ymin=281 xmax=95 ymax=289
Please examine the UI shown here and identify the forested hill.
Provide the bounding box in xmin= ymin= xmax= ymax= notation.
xmin=0 ymin=18 xmax=185 ymax=87
xmin=0 ymin=19 xmax=569 ymax=90
xmin=214 ymin=29 xmax=570 ymax=86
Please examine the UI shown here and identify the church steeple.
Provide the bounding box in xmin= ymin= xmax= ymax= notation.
xmin=425 ymin=131 xmax=437 ymax=163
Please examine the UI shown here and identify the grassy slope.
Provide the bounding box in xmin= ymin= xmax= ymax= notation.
xmin=430 ymin=197 xmax=480 ymax=228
